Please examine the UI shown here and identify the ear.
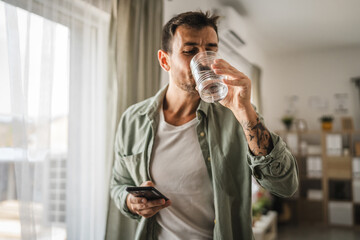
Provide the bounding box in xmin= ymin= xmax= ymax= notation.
xmin=158 ymin=49 xmax=170 ymax=72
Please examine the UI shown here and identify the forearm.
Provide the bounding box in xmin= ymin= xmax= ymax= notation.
xmin=110 ymin=159 xmax=141 ymax=220
xmin=232 ymin=104 xmax=274 ymax=156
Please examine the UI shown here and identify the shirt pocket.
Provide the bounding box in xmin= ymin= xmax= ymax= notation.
xmin=122 ymin=152 xmax=149 ymax=186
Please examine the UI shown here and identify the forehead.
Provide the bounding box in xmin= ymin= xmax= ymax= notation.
xmin=172 ymin=25 xmax=218 ymax=47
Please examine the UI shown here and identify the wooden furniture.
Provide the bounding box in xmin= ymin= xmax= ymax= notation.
xmin=276 ymin=130 xmax=360 ymax=227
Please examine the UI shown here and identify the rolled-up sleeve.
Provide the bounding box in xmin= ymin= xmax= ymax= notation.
xmin=110 ymin=156 xmax=141 ymax=221
xmin=110 ymin=123 xmax=141 ymax=221
xmin=247 ymin=132 xmax=299 ymax=197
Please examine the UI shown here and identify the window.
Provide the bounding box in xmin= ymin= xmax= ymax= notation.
xmin=0 ymin=1 xmax=69 ymax=238
xmin=1 ymin=0 xmax=110 ymax=238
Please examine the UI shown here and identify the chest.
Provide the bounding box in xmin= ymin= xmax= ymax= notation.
xmin=150 ymin=121 xmax=209 ymax=193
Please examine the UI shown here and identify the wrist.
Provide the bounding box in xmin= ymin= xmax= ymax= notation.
xmin=231 ymin=102 xmax=257 ymax=125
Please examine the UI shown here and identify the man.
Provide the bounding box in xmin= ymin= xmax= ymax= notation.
xmin=111 ymin=11 xmax=298 ymax=240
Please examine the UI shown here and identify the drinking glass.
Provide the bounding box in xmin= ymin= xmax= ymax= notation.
xmin=190 ymin=51 xmax=228 ymax=103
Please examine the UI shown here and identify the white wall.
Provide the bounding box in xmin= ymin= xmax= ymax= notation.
xmin=163 ymin=0 xmax=221 ymax=23
xmin=263 ymin=47 xmax=360 ymax=131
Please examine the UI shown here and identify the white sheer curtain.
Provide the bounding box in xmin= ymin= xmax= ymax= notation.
xmin=0 ymin=0 xmax=111 ymax=239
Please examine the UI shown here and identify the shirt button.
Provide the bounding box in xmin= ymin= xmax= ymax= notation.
xmin=214 ymin=219 xmax=216 ymax=224
xmin=207 ymin=157 xmax=211 ymax=161
xmin=200 ymin=132 xmax=205 ymax=137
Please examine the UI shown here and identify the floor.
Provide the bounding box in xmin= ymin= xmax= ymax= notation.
xmin=278 ymin=223 xmax=360 ymax=240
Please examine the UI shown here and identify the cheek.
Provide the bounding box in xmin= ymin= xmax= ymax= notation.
xmin=173 ymin=60 xmax=191 ymax=74
xmin=182 ymin=59 xmax=193 ymax=75
xmin=169 ymin=55 xmax=194 ymax=79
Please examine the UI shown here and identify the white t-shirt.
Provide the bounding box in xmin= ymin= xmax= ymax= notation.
xmin=150 ymin=107 xmax=215 ymax=240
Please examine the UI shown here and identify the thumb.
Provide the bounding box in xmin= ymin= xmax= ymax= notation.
xmin=141 ymin=181 xmax=154 ymax=187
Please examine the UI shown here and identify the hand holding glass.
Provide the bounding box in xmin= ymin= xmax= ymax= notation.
xmin=190 ymin=51 xmax=228 ymax=103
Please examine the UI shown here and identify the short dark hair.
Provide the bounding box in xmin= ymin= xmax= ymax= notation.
xmin=161 ymin=11 xmax=220 ymax=53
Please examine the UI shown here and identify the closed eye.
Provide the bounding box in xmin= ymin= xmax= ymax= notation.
xmin=183 ymin=49 xmax=198 ymax=55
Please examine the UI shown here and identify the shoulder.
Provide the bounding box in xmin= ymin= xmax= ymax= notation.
xmin=118 ymin=97 xmax=155 ymax=136
xmin=115 ymin=97 xmax=156 ymax=156
xmin=121 ymin=97 xmax=154 ymax=121
xmin=207 ymin=103 xmax=235 ymax=120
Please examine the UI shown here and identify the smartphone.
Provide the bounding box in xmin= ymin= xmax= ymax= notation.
xmin=126 ymin=186 xmax=169 ymax=201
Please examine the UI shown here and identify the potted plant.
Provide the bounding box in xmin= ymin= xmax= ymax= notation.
xmin=252 ymin=188 xmax=272 ymax=225
xmin=320 ymin=115 xmax=333 ymax=131
xmin=281 ymin=116 xmax=294 ymax=131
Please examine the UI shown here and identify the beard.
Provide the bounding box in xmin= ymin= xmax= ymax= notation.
xmin=176 ymin=79 xmax=198 ymax=95
xmin=173 ymin=71 xmax=199 ymax=95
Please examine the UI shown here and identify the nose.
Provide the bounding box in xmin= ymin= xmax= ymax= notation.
xmin=198 ymin=47 xmax=207 ymax=53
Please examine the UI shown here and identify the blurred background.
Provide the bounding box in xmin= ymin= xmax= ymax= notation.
xmin=0 ymin=0 xmax=359 ymax=239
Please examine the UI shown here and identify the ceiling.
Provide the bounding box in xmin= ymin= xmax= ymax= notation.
xmin=219 ymin=0 xmax=360 ymax=54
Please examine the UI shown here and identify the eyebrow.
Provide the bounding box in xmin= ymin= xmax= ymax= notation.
xmin=183 ymin=42 xmax=218 ymax=47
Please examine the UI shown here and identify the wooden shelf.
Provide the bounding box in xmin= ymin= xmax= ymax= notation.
xmin=324 ymin=155 xmax=352 ymax=160
xmin=299 ymin=198 xmax=323 ymax=203
xmin=300 ymin=176 xmax=322 ymax=180
xmin=298 ymin=200 xmax=324 ymax=222
xmin=278 ymin=130 xmax=360 ymax=227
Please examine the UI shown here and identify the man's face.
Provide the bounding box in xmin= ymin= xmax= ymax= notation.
xmin=167 ymin=25 xmax=218 ymax=94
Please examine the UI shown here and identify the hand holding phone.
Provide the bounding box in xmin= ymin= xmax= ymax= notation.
xmin=126 ymin=181 xmax=171 ymax=218
xmin=126 ymin=186 xmax=169 ymax=201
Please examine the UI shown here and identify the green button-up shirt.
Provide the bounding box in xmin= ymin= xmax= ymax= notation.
xmin=110 ymin=85 xmax=298 ymax=240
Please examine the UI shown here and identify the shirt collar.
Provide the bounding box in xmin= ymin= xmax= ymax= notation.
xmin=197 ymin=98 xmax=211 ymax=118
xmin=138 ymin=83 xmax=211 ymax=119
xmin=138 ymin=84 xmax=168 ymax=118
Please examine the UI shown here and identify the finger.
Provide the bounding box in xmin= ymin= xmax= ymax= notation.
xmin=154 ymin=199 xmax=171 ymax=210
xmin=213 ymin=68 xmax=248 ymax=80
xmin=213 ymin=58 xmax=231 ymax=66
xmin=132 ymin=202 xmax=160 ymax=217
xmin=147 ymin=199 xmax=172 ymax=212
xmin=138 ymin=200 xmax=172 ymax=218
xmin=222 ymin=78 xmax=248 ymax=87
xmin=146 ymin=198 xmax=166 ymax=208
xmin=164 ymin=199 xmax=172 ymax=208
xmin=211 ymin=60 xmax=249 ymax=78
xmin=211 ymin=59 xmax=236 ymax=71
xmin=132 ymin=202 xmax=149 ymax=213
xmin=129 ymin=195 xmax=147 ymax=204
xmin=140 ymin=181 xmax=155 ymax=187
xmin=135 ymin=198 xmax=168 ymax=210
xmin=132 ymin=198 xmax=168 ymax=211
xmin=138 ymin=207 xmax=159 ymax=218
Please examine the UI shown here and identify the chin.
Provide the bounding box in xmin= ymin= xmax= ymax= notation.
xmin=185 ymin=78 xmax=198 ymax=94
xmin=174 ymin=79 xmax=197 ymax=95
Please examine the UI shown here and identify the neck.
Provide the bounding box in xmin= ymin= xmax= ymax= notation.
xmin=163 ymin=83 xmax=200 ymax=126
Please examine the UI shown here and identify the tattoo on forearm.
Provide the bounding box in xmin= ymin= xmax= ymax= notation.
xmin=242 ymin=117 xmax=274 ymax=156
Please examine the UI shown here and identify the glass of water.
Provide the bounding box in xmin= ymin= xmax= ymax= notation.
xmin=190 ymin=51 xmax=228 ymax=103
